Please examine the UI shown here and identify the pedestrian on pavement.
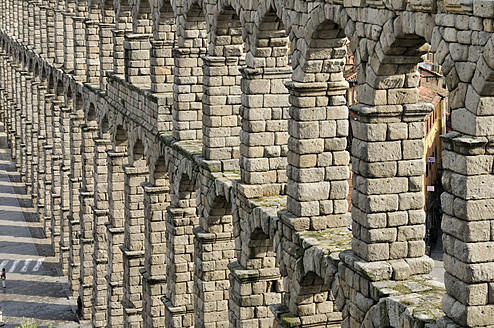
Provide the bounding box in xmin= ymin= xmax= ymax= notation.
xmin=1 ymin=268 xmax=5 ymax=288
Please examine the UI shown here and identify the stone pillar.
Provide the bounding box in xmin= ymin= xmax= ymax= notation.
xmin=437 ymin=48 xmax=494 ymax=325
xmin=62 ymin=11 xmax=75 ymax=71
xmin=91 ymin=138 xmax=112 ymax=328
xmin=150 ymin=40 xmax=173 ymax=93
xmin=73 ymin=16 xmax=87 ymax=82
xmin=29 ymin=81 xmax=40 ymax=199
xmin=27 ymin=1 xmax=36 ymax=50
xmin=121 ymin=165 xmax=148 ymax=328
xmin=68 ymin=113 xmax=83 ymax=294
xmin=45 ymin=6 xmax=55 ymax=63
xmin=228 ymin=192 xmax=283 ymax=328
xmin=112 ymin=29 xmax=125 ymax=76
xmin=106 ymin=150 xmax=127 ymax=328
xmin=40 ymin=94 xmax=55 ymax=237
xmin=164 ymin=205 xmax=198 ymax=327
xmin=98 ymin=22 xmax=115 ymax=90
xmin=123 ymin=33 xmax=151 ymax=85
xmin=237 ymin=67 xmax=290 ymax=197
xmin=193 ymin=194 xmax=235 ymax=328
xmin=438 ymin=133 xmax=494 ymax=327
xmin=33 ymin=2 xmax=43 ymax=53
xmin=79 ymin=124 xmax=98 ymax=319
xmin=339 ymin=102 xmax=433 ymax=327
xmin=59 ymin=105 xmax=72 ymax=275
xmin=23 ymin=76 xmax=35 ymax=195
xmin=141 ymin=183 xmax=169 ymax=328
xmin=202 ymin=56 xmax=241 ymax=169
xmin=39 ymin=5 xmax=49 ymax=56
xmin=53 ymin=8 xmax=64 ymax=67
xmin=172 ymin=47 xmax=204 ymax=141
xmin=49 ymin=99 xmax=64 ymax=257
xmin=85 ymin=19 xmax=100 ymax=84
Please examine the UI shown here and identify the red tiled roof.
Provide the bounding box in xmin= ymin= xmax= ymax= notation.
xmin=418 ymin=82 xmax=448 ymax=107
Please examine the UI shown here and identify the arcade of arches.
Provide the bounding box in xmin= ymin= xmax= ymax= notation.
xmin=1 ymin=0 xmax=494 ymax=327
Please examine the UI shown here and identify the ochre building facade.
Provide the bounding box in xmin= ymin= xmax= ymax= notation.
xmin=0 ymin=0 xmax=493 ymax=327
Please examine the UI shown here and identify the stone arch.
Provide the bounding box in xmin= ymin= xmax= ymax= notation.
xmin=55 ymin=79 xmax=64 ymax=98
xmin=133 ymin=0 xmax=153 ymax=34
xmin=130 ymin=137 xmax=146 ymax=167
xmin=251 ymin=8 xmax=291 ymax=68
xmin=116 ymin=0 xmax=132 ymax=30
xmin=209 ymin=4 xmax=242 ymax=56
xmin=102 ymin=0 xmax=115 ymax=23
xmin=113 ymin=124 xmax=128 ymax=153
xmin=86 ymin=101 xmax=98 ymax=126
xmin=99 ymin=114 xmax=110 ymax=139
xmin=153 ymin=0 xmax=175 ymax=41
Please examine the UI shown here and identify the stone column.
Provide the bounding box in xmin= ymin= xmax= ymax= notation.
xmin=437 ymin=47 xmax=494 ymax=326
xmin=150 ymin=40 xmax=173 ymax=93
xmin=123 ymin=33 xmax=151 ymax=85
xmin=29 ymin=81 xmax=40 ymax=199
xmin=59 ymin=105 xmax=72 ymax=275
xmin=106 ymin=150 xmax=127 ymax=328
xmin=112 ymin=29 xmax=125 ymax=76
xmin=62 ymin=10 xmax=75 ymax=71
xmin=39 ymin=5 xmax=49 ymax=57
xmin=121 ymin=165 xmax=148 ymax=328
xmin=339 ymin=101 xmax=433 ymax=326
xmin=172 ymin=47 xmax=204 ymax=140
xmin=98 ymin=22 xmax=115 ymax=90
xmin=228 ymin=192 xmax=283 ymax=328
xmin=49 ymin=100 xmax=64 ymax=257
xmin=164 ymin=205 xmax=198 ymax=327
xmin=45 ymin=6 xmax=55 ymax=63
xmin=39 ymin=94 xmax=55 ymax=236
xmin=202 ymin=56 xmax=241 ymax=169
xmin=73 ymin=16 xmax=87 ymax=82
xmin=68 ymin=113 xmax=83 ymax=294
xmin=193 ymin=194 xmax=235 ymax=328
xmin=79 ymin=124 xmax=98 ymax=319
xmin=27 ymin=1 xmax=35 ymax=50
xmin=85 ymin=19 xmax=100 ymax=84
xmin=53 ymin=8 xmax=64 ymax=67
xmin=141 ymin=183 xmax=169 ymax=328
xmin=23 ymin=76 xmax=35 ymax=195
xmin=237 ymin=66 xmax=290 ymax=197
xmin=91 ymin=138 xmax=112 ymax=328
xmin=33 ymin=2 xmax=43 ymax=53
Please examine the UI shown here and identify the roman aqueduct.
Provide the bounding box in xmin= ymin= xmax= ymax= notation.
xmin=0 ymin=0 xmax=494 ymax=327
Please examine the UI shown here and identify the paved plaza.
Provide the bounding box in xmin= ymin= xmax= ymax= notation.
xmin=0 ymin=128 xmax=80 ymax=328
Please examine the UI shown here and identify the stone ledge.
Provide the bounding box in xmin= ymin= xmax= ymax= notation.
xmin=139 ymin=268 xmax=166 ymax=284
xmin=119 ymin=245 xmax=145 ymax=259
xmin=193 ymin=227 xmax=232 ymax=244
xmin=105 ymin=222 xmax=124 ymax=234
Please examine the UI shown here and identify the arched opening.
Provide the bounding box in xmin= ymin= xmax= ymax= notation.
xmin=114 ymin=125 xmax=128 ymax=153
xmin=135 ymin=0 xmax=152 ymax=34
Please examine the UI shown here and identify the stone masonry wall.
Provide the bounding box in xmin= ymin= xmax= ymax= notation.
xmin=1 ymin=0 xmax=494 ymax=328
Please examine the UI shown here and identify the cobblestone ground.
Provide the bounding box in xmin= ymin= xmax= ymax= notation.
xmin=0 ymin=130 xmax=81 ymax=328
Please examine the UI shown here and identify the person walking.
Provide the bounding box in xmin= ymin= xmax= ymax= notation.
xmin=1 ymin=268 xmax=5 ymax=288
